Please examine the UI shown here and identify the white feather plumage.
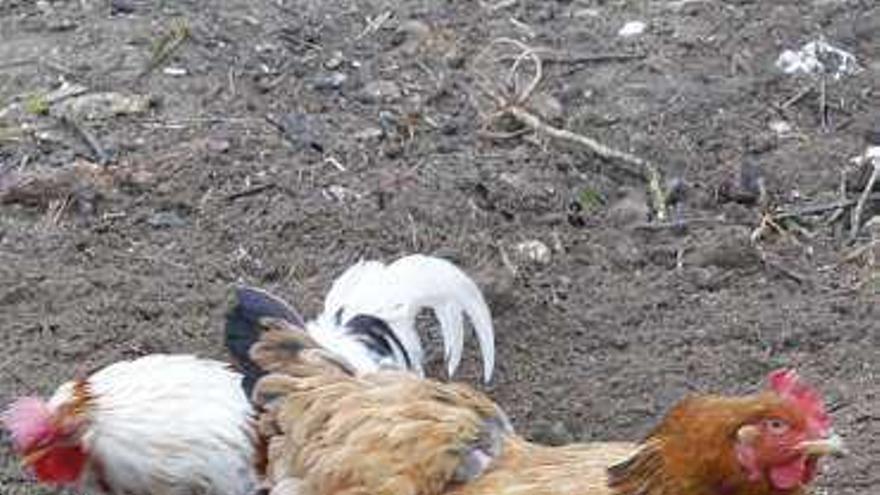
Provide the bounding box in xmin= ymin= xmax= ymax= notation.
xmin=49 ymin=355 xmax=256 ymax=495
xmin=307 ymin=254 xmax=495 ymax=382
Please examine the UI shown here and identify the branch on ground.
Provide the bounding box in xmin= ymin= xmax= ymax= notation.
xmin=469 ymin=37 xmax=668 ymax=221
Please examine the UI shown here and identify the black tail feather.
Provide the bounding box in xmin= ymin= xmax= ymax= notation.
xmin=225 ymin=286 xmax=306 ymax=396
xmin=345 ymin=314 xmax=412 ymax=369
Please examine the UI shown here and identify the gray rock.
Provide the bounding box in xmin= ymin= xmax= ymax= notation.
xmin=324 ymin=51 xmax=345 ymax=70
xmin=353 ymin=127 xmax=384 ymax=141
xmin=357 ymin=80 xmax=403 ymax=104
xmin=148 ymin=211 xmax=186 ymax=229
xmin=528 ymin=419 xmax=574 ymax=446
xmin=312 ymin=72 xmax=347 ymax=91
xmin=53 ymin=92 xmax=153 ymax=121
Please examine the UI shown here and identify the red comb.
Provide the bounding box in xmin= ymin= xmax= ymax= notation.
xmin=766 ymin=369 xmax=831 ymax=436
xmin=2 ymin=397 xmax=55 ymax=452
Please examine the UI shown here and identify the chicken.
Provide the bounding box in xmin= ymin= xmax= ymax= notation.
xmin=3 ymin=355 xmax=257 ymax=495
xmin=241 ymin=319 xmax=845 ymax=495
xmin=2 ymin=254 xmax=495 ymax=495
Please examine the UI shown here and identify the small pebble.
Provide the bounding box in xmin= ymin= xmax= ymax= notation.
xmin=394 ymin=20 xmax=431 ymax=55
xmin=768 ymin=120 xmax=793 ymax=137
xmin=324 ymin=51 xmax=344 ymax=70
xmin=148 ymin=211 xmax=186 ymax=229
xmin=277 ymin=112 xmax=324 ymax=152
xmin=848 ymin=146 xmax=880 ymax=166
xmin=322 ymin=185 xmax=360 ymax=203
xmin=618 ymin=21 xmax=647 ymax=37
xmin=353 ymin=127 xmax=384 ymax=141
xmin=515 ymin=240 xmax=552 ymax=265
xmin=357 ymin=80 xmax=403 ymax=104
xmin=312 ymin=72 xmax=347 ymax=91
xmin=206 ymin=139 xmax=231 ymax=153
xmin=110 ymin=0 xmax=137 ymax=14
xmin=574 ymin=8 xmax=601 ymax=18
xmin=528 ymin=419 xmax=573 ymax=446
xmin=163 ymin=67 xmax=188 ymax=77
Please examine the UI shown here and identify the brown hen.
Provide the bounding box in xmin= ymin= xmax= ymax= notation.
xmin=243 ymin=320 xmax=844 ymax=495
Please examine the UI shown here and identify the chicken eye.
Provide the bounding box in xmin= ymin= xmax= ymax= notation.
xmin=765 ymin=418 xmax=790 ymax=435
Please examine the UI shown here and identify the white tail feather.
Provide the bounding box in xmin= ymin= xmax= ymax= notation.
xmin=309 ymin=254 xmax=495 ymax=382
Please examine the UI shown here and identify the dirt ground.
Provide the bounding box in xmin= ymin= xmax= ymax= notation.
xmin=1 ymin=1 xmax=878 ymax=494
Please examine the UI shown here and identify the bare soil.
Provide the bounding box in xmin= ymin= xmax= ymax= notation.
xmin=1 ymin=1 xmax=878 ymax=494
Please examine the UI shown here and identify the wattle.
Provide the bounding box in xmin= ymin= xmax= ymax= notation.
xmin=769 ymin=457 xmax=808 ymax=491
xmin=33 ymin=444 xmax=88 ymax=484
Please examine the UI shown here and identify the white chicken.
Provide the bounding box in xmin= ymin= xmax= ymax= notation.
xmin=2 ymin=254 xmax=495 ymax=495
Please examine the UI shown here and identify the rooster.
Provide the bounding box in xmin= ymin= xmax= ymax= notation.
xmin=2 ymin=254 xmax=495 ymax=495
xmin=240 ymin=319 xmax=846 ymax=495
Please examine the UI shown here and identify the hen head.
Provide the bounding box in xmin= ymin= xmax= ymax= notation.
xmin=2 ymin=380 xmax=91 ymax=484
xmin=609 ymin=368 xmax=844 ymax=495
xmin=732 ymin=369 xmax=843 ymax=491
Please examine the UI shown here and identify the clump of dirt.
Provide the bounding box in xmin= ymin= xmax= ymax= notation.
xmin=1 ymin=1 xmax=878 ymax=494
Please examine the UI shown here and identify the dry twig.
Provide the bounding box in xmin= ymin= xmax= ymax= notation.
xmin=60 ymin=115 xmax=111 ymax=166
xmin=497 ymin=50 xmax=646 ymax=65
xmin=225 ymin=183 xmax=276 ymax=202
xmin=850 ymin=160 xmax=879 ymax=241
xmin=840 ymin=239 xmax=880 ymax=265
xmin=472 ymin=38 xmax=668 ymax=220
xmin=759 ymin=250 xmax=812 ymax=285
xmin=780 ymin=85 xmax=813 ymax=109
xmin=819 ymin=75 xmax=829 ymax=131
xmin=771 ymin=197 xmax=859 ymax=220
xmin=355 ymin=10 xmax=392 ymax=41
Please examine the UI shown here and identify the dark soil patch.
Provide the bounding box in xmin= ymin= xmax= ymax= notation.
xmin=1 ymin=1 xmax=878 ymax=494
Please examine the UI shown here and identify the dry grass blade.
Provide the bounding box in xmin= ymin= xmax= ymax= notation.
xmin=138 ymin=18 xmax=190 ymax=80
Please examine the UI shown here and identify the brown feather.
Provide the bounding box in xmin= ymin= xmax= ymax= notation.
xmin=250 ymin=326 xmax=831 ymax=495
xmin=446 ymin=438 xmax=635 ymax=495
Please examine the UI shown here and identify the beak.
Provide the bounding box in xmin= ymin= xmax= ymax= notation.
xmin=736 ymin=425 xmax=760 ymax=444
xmin=799 ymin=432 xmax=847 ymax=457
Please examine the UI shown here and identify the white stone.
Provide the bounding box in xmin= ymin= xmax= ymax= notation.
xmin=849 ymin=146 xmax=880 ymax=166
xmin=515 ymin=240 xmax=551 ymax=265
xmin=775 ymin=40 xmax=860 ymax=80
xmin=163 ymin=67 xmax=188 ymax=77
xmin=618 ymin=21 xmax=646 ymax=37
xmin=768 ymin=120 xmax=793 ymax=137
